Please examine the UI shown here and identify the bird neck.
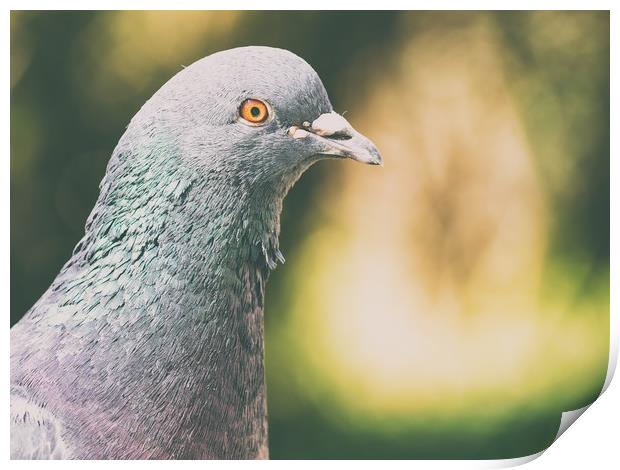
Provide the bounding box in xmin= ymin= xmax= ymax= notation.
xmin=44 ymin=147 xmax=292 ymax=458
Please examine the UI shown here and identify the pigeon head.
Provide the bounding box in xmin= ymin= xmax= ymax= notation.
xmin=132 ymin=46 xmax=382 ymax=188
xmin=88 ymin=46 xmax=382 ymax=270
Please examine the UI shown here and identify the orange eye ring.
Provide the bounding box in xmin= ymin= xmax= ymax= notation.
xmin=239 ymin=99 xmax=270 ymax=125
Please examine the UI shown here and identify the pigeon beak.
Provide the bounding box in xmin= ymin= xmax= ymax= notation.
xmin=288 ymin=112 xmax=383 ymax=166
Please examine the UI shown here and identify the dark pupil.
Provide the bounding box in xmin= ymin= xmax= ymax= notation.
xmin=250 ymin=106 xmax=261 ymax=118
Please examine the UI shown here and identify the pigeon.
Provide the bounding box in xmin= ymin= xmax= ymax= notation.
xmin=10 ymin=46 xmax=381 ymax=460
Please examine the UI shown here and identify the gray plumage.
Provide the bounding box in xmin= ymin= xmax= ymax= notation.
xmin=11 ymin=46 xmax=381 ymax=460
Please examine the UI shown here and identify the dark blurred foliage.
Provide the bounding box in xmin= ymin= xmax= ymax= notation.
xmin=495 ymin=11 xmax=610 ymax=292
xmin=10 ymin=11 xmax=609 ymax=459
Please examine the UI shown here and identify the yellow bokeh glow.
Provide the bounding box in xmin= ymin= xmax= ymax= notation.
xmin=281 ymin=16 xmax=608 ymax=422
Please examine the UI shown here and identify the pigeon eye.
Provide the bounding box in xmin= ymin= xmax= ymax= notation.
xmin=239 ymin=99 xmax=269 ymax=125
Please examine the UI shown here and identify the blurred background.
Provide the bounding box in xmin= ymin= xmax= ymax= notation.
xmin=11 ymin=11 xmax=609 ymax=459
